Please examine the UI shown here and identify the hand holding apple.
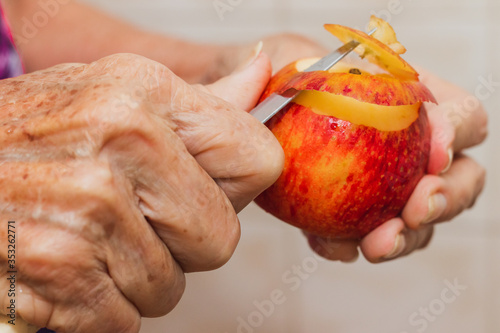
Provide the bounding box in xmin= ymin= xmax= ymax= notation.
xmin=311 ymin=68 xmax=487 ymax=263
xmin=254 ymin=17 xmax=487 ymax=262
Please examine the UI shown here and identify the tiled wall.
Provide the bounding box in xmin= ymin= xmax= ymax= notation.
xmin=80 ymin=1 xmax=499 ymax=332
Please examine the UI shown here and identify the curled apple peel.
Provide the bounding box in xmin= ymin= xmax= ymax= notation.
xmin=367 ymin=15 xmax=406 ymax=55
xmin=324 ymin=15 xmax=419 ymax=81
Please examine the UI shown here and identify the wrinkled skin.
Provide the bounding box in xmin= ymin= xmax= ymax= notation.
xmin=0 ymin=53 xmax=283 ymax=332
xmin=0 ymin=27 xmax=488 ymax=331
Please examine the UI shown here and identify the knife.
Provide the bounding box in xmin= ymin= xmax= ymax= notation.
xmin=250 ymin=28 xmax=376 ymax=124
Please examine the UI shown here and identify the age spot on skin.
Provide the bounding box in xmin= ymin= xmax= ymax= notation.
xmin=24 ymin=131 xmax=36 ymax=142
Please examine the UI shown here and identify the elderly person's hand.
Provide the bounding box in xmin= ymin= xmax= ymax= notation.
xmin=0 ymin=52 xmax=283 ymax=332
xmin=307 ymin=68 xmax=487 ymax=262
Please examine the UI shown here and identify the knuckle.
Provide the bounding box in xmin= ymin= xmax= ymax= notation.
xmin=454 ymin=163 xmax=486 ymax=212
xmin=73 ymin=163 xmax=118 ymax=208
xmin=86 ymin=83 xmax=150 ymax=138
xmin=70 ymin=163 xmax=126 ymax=240
xmin=187 ymin=190 xmax=240 ymax=271
xmin=206 ymin=213 xmax=240 ymax=270
xmin=95 ymin=53 xmax=174 ymax=94
xmin=114 ymin=53 xmax=162 ymax=71
xmin=109 ymin=53 xmax=153 ymax=65
xmin=217 ymin=218 xmax=240 ymax=265
xmin=93 ymin=53 xmax=163 ymax=76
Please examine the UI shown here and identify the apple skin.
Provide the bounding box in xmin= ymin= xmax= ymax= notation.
xmin=254 ymin=62 xmax=433 ymax=240
xmin=262 ymin=61 xmax=436 ymax=107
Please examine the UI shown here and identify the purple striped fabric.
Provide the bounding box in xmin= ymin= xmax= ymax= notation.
xmin=0 ymin=5 xmax=23 ymax=79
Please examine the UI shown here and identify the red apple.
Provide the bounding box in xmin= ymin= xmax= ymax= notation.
xmin=254 ymin=17 xmax=437 ymax=240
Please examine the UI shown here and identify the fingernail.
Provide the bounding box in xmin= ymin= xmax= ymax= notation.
xmin=341 ymin=250 xmax=359 ymax=263
xmin=383 ymin=234 xmax=406 ymax=260
xmin=235 ymin=41 xmax=263 ymax=72
xmin=423 ymin=193 xmax=447 ymax=224
xmin=441 ymin=148 xmax=453 ymax=174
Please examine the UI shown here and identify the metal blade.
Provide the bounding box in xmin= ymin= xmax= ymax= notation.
xmin=249 ymin=28 xmax=376 ymax=124
xmin=248 ymin=88 xmax=299 ymax=123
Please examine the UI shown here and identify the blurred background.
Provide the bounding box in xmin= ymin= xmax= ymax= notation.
xmin=80 ymin=0 xmax=498 ymax=332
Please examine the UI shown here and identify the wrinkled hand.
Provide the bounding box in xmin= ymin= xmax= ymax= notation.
xmin=0 ymin=53 xmax=283 ymax=332
xmin=308 ymin=68 xmax=488 ymax=263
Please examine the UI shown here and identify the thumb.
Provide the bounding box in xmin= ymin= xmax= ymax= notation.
xmin=206 ymin=42 xmax=272 ymax=112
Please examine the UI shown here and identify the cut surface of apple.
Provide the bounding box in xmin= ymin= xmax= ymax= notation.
xmin=324 ymin=17 xmax=419 ymax=81
xmin=293 ymin=90 xmax=420 ymax=131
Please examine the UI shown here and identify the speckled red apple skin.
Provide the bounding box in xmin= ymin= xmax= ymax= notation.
xmin=254 ymin=102 xmax=430 ymax=240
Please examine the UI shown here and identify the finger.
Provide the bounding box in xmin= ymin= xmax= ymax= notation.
xmin=200 ymin=51 xmax=285 ymax=210
xmin=162 ymin=60 xmax=283 ymax=212
xmin=401 ymin=153 xmax=486 ymax=229
xmin=305 ymin=233 xmax=359 ymax=263
xmin=417 ymin=68 xmax=488 ymax=174
xmin=86 ymin=54 xmax=284 ymax=212
xmin=426 ymin=104 xmax=455 ymax=174
xmin=92 ymin=100 xmax=241 ymax=272
xmin=172 ymin=96 xmax=284 ymax=212
xmin=0 ymin=216 xmax=142 ymax=333
xmin=1 ymin=239 xmax=142 ymax=333
xmin=2 ymin=66 xmax=243 ymax=274
xmin=0 ymin=160 xmax=186 ymax=320
xmin=205 ymin=45 xmax=272 ymax=112
xmin=359 ymin=218 xmax=434 ymax=263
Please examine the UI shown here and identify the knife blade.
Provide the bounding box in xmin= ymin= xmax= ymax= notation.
xmin=250 ymin=28 xmax=376 ymax=124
